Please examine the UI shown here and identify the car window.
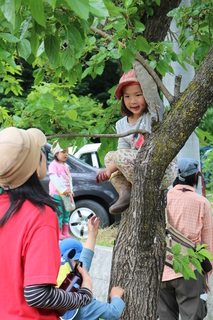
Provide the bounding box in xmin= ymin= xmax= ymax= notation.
xmin=79 ymin=153 xmax=93 ymax=167
xmin=47 ymin=151 xmax=53 ymax=167
xmin=96 ymin=152 xmax=104 ymax=168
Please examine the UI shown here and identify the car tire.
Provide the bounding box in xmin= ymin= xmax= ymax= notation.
xmin=69 ymin=200 xmax=110 ymax=239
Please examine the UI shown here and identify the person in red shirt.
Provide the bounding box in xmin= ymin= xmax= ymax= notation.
xmin=0 ymin=127 xmax=93 ymax=320
xmin=158 ymin=157 xmax=213 ymax=320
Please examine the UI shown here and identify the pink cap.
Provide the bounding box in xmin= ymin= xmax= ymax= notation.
xmin=115 ymin=69 xmax=139 ymax=100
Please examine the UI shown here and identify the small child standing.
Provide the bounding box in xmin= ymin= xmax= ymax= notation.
xmin=96 ymin=64 xmax=177 ymax=214
xmin=57 ymin=216 xmax=125 ymax=320
xmin=49 ymin=140 xmax=74 ymax=240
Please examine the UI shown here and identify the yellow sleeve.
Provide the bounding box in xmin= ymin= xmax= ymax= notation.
xmin=56 ymin=262 xmax=71 ymax=287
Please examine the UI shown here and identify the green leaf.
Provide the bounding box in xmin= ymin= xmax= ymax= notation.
xmin=120 ymin=48 xmax=135 ymax=73
xmin=190 ymin=257 xmax=202 ymax=274
xmin=126 ymin=39 xmax=137 ymax=54
xmin=161 ymin=41 xmax=173 ymax=48
xmin=82 ymin=66 xmax=93 ymax=79
xmin=194 ymin=43 xmax=210 ymax=64
xmin=178 ymin=49 xmax=186 ymax=64
xmin=0 ymin=49 xmax=10 ymax=59
xmin=67 ymin=27 xmax=84 ymax=52
xmin=194 ymin=128 xmax=213 ymax=143
xmin=46 ymin=0 xmax=57 ymax=7
xmin=19 ymin=18 xmax=31 ymax=41
xmin=17 ymin=39 xmax=31 ymax=60
xmin=171 ymin=243 xmax=181 ymax=255
xmin=89 ymin=36 xmax=96 ymax=45
xmin=104 ymin=1 xmax=124 ymax=16
xmin=110 ymin=49 xmax=121 ymax=59
xmin=136 ymin=36 xmax=151 ymax=54
xmin=186 ymin=41 xmax=196 ymax=58
xmin=29 ymin=0 xmax=46 ymax=28
xmin=196 ymin=243 xmax=207 ymax=252
xmin=149 ymin=60 xmax=156 ymax=69
xmin=34 ymin=69 xmax=45 ymax=85
xmin=187 ymin=248 xmax=197 ymax=258
xmin=173 ymin=259 xmax=180 ymax=273
xmin=30 ymin=24 xmax=39 ymax=57
xmin=156 ymin=59 xmax=171 ymax=76
xmin=1 ymin=0 xmax=15 ymax=28
xmin=66 ymin=109 xmax=77 ymax=121
xmin=15 ymin=0 xmax=22 ymax=12
xmin=65 ymin=0 xmax=90 ymax=20
xmin=124 ymin=0 xmax=133 ymax=8
xmin=0 ymin=33 xmax=19 ymax=42
xmin=72 ymin=63 xmax=82 ymax=82
xmin=182 ymin=263 xmax=197 ymax=280
xmin=0 ymin=49 xmax=17 ymax=69
xmin=61 ymin=48 xmax=75 ymax=71
xmin=127 ymin=7 xmax=137 ymax=16
xmin=134 ymin=21 xmax=145 ymax=33
xmin=198 ymin=249 xmax=213 ymax=261
xmin=44 ymin=35 xmax=60 ymax=67
xmin=38 ymin=93 xmax=55 ymax=110
xmin=155 ymin=0 xmax=160 ymax=5
xmin=94 ymin=63 xmax=104 ymax=75
xmin=89 ymin=0 xmax=108 ymax=17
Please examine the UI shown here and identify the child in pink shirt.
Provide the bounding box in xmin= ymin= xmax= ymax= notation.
xmin=49 ymin=141 xmax=74 ymax=240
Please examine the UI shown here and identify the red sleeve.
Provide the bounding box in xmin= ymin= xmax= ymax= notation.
xmin=23 ymin=207 xmax=61 ymax=287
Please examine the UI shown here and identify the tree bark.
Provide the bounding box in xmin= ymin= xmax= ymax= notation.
xmin=142 ymin=0 xmax=182 ymax=43
xmin=109 ymin=46 xmax=213 ymax=319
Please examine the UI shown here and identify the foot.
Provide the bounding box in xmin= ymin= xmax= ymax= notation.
xmin=109 ymin=198 xmax=130 ymax=214
xmin=62 ymin=224 xmax=72 ymax=238
xmin=59 ymin=229 xmax=66 ymax=240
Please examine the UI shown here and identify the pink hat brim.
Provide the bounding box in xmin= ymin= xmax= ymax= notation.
xmin=115 ymin=78 xmax=139 ymax=100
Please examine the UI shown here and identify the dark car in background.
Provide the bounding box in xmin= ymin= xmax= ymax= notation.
xmin=41 ymin=143 xmax=119 ymax=239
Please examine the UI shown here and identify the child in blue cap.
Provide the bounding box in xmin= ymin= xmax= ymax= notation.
xmin=58 ymin=216 xmax=125 ymax=320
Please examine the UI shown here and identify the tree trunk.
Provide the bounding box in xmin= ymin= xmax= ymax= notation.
xmin=142 ymin=0 xmax=182 ymax=43
xmin=109 ymin=46 xmax=213 ymax=319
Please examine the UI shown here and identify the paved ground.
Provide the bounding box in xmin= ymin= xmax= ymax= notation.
xmin=89 ymin=245 xmax=213 ymax=319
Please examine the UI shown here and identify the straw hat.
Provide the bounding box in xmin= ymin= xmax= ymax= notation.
xmin=0 ymin=127 xmax=46 ymax=189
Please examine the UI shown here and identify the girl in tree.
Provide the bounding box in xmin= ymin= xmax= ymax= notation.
xmin=96 ymin=63 xmax=177 ymax=214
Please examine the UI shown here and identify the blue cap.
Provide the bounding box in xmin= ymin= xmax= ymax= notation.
xmin=177 ymin=158 xmax=199 ymax=181
xmin=59 ymin=238 xmax=83 ymax=261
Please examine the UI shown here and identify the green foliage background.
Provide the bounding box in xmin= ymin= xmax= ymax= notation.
xmin=0 ymin=0 xmax=212 ymax=158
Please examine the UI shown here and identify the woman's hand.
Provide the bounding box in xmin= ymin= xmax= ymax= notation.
xmin=77 ymin=265 xmax=93 ymax=292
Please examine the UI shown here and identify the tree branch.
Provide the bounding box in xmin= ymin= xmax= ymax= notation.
xmin=135 ymin=52 xmax=174 ymax=104
xmin=90 ymin=26 xmax=111 ymax=40
xmin=174 ymin=75 xmax=182 ymax=98
xmin=46 ymin=130 xmax=150 ymax=141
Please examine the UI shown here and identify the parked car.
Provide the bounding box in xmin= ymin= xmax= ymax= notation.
xmin=73 ymin=143 xmax=103 ymax=168
xmin=69 ymin=143 xmax=104 ymax=168
xmin=41 ymin=143 xmax=119 ymax=239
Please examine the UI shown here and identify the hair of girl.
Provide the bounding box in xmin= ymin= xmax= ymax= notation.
xmin=0 ymin=171 xmax=61 ymax=227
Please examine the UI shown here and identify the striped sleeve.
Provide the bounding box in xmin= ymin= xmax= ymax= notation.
xmin=24 ymin=284 xmax=92 ymax=312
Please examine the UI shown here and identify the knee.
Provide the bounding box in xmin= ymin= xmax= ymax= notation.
xmin=104 ymin=151 xmax=114 ymax=167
